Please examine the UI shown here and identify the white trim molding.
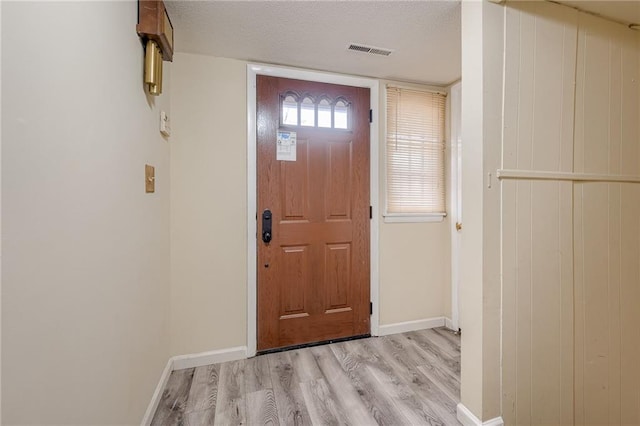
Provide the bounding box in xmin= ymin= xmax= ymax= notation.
xmin=383 ymin=213 xmax=446 ymax=223
xmin=497 ymin=169 xmax=640 ymax=184
xmin=448 ymin=81 xmax=462 ymax=333
xmin=457 ymin=403 xmax=504 ymax=426
xmin=246 ymin=63 xmax=381 ymax=356
xmin=377 ymin=317 xmax=446 ymax=336
xmin=445 ymin=317 xmax=455 ymax=330
xmin=172 ymin=346 xmax=248 ymax=371
xmin=141 ymin=358 xmax=174 ymax=426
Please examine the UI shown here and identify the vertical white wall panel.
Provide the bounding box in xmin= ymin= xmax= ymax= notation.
xmin=501 ymin=2 xmax=577 ymax=425
xmin=573 ymin=12 xmax=640 ymax=425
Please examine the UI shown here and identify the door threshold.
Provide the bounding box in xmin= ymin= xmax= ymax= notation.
xmin=256 ymin=334 xmax=371 ymax=356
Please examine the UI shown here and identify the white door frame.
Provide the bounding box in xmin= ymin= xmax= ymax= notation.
xmin=449 ymin=81 xmax=462 ymax=331
xmin=246 ymin=64 xmax=380 ymax=357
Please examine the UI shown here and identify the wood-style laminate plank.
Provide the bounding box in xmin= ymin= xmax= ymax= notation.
xmin=289 ymin=347 xmax=324 ymax=382
xmin=299 ymin=378 xmax=346 ymax=426
xmin=244 ymin=353 xmax=273 ymax=393
xmin=246 ymin=389 xmax=279 ymax=426
xmin=419 ymin=328 xmax=461 ymax=361
xmin=431 ymin=327 xmax=462 ymax=353
xmin=184 ymin=407 xmax=215 ymax=426
xmin=213 ymin=360 xmax=247 ymax=425
xmin=185 ymin=364 xmax=220 ymax=413
xmin=365 ymin=363 xmax=444 ymax=426
xmin=390 ymin=333 xmax=460 ymax=397
xmin=416 ymin=365 xmax=459 ymax=404
xmin=309 ymin=345 xmax=377 ymax=425
xmin=267 ymin=351 xmax=313 ymax=426
xmin=330 ymin=339 xmax=415 ymax=425
xmin=405 ymin=330 xmax=460 ymax=375
xmin=369 ymin=336 xmax=459 ymax=423
xmin=361 ymin=338 xmax=456 ymax=425
xmin=151 ymin=367 xmax=195 ymax=426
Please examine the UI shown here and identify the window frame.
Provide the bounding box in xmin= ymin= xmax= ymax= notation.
xmin=382 ymin=83 xmax=448 ymax=224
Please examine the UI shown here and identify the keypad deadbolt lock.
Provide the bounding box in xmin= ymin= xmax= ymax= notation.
xmin=262 ymin=209 xmax=272 ymax=243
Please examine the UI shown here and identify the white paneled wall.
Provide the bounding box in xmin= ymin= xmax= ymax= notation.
xmin=501 ymin=2 xmax=640 ymax=424
xmin=573 ymin=12 xmax=640 ymax=425
xmin=501 ymin=3 xmax=577 ymax=424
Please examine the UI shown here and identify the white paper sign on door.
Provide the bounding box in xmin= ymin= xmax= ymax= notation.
xmin=276 ymin=131 xmax=297 ymax=161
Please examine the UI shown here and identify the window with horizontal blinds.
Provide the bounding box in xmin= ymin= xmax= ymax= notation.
xmin=386 ymin=86 xmax=446 ymax=214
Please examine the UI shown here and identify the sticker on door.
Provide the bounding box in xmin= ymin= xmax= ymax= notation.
xmin=276 ymin=131 xmax=297 ymax=161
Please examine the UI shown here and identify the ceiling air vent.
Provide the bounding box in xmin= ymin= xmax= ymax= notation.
xmin=347 ymin=43 xmax=393 ymax=56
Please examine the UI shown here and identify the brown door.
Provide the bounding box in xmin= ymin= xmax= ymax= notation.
xmin=257 ymin=75 xmax=370 ymax=351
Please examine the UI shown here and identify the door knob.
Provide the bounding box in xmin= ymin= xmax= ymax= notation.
xmin=456 ymin=222 xmax=462 ymax=231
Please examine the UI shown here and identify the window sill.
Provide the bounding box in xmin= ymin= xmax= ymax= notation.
xmin=383 ymin=213 xmax=446 ymax=224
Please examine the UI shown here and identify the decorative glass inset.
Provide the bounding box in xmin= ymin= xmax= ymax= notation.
xmin=280 ymin=92 xmax=351 ymax=130
xmin=300 ymin=96 xmax=315 ymax=127
xmin=318 ymin=98 xmax=332 ymax=128
xmin=282 ymin=94 xmax=298 ymax=126
xmin=334 ymin=99 xmax=349 ymax=129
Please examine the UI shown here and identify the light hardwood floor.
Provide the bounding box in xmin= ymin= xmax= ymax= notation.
xmin=151 ymin=328 xmax=461 ymax=425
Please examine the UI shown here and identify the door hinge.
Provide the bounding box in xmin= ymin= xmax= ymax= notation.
xmin=370 ymin=302 xmax=373 ymax=315
xmin=369 ymin=206 xmax=372 ymax=219
xmin=369 ymin=109 xmax=373 ymax=123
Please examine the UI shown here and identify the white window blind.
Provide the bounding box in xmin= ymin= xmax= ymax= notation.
xmin=386 ymin=86 xmax=446 ymax=215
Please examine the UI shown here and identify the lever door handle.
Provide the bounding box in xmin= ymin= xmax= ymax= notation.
xmin=262 ymin=209 xmax=272 ymax=243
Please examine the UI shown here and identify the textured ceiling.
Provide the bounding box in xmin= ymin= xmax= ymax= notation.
xmin=165 ymin=1 xmax=639 ymax=87
xmin=165 ymin=1 xmax=462 ymax=86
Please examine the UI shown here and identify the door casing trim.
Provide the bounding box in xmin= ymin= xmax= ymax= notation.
xmin=246 ymin=63 xmax=380 ymax=357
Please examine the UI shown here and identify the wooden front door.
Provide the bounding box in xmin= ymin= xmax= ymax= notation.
xmin=257 ymin=75 xmax=370 ymax=352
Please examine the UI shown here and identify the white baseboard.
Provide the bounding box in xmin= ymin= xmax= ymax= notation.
xmin=172 ymin=346 xmax=248 ymax=371
xmin=141 ymin=358 xmax=174 ymax=426
xmin=457 ymin=403 xmax=504 ymax=426
xmin=377 ymin=316 xmax=445 ymax=336
xmin=445 ymin=317 xmax=455 ymax=330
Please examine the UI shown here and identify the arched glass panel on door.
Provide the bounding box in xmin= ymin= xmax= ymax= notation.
xmin=300 ymin=96 xmax=315 ymax=127
xmin=334 ymin=98 xmax=350 ymax=129
xmin=317 ymin=97 xmax=332 ymax=128
xmin=280 ymin=93 xmax=351 ymax=130
xmin=281 ymin=93 xmax=298 ymax=126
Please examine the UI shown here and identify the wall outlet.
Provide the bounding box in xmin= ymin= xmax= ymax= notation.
xmin=160 ymin=111 xmax=171 ymax=137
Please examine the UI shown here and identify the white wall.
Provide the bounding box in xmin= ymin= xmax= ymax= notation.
xmin=378 ymin=222 xmax=450 ymax=324
xmin=169 ymin=53 xmax=452 ymax=357
xmin=378 ymin=81 xmax=451 ymax=327
xmin=2 ymin=2 xmax=171 ymax=424
xmin=460 ymin=0 xmax=486 ymax=419
xmin=459 ymin=0 xmax=503 ymax=421
xmin=170 ymin=53 xmax=248 ymax=355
